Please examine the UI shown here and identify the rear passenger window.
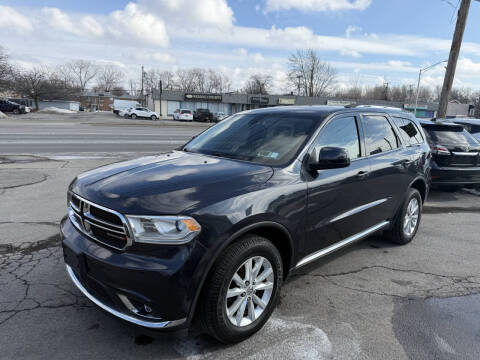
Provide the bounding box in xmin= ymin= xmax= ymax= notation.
xmin=315 ymin=116 xmax=361 ymax=160
xmin=392 ymin=117 xmax=423 ymax=146
xmin=363 ymin=115 xmax=399 ymax=155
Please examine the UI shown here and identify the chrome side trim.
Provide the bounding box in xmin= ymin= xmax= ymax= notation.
xmin=66 ymin=265 xmax=187 ymax=329
xmin=295 ymin=221 xmax=390 ymax=268
xmin=452 ymin=152 xmax=479 ymax=156
xmin=330 ymin=198 xmax=388 ymax=223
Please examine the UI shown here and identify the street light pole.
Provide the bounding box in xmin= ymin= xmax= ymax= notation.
xmin=413 ymin=60 xmax=448 ymax=116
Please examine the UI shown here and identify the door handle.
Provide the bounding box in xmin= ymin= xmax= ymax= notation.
xmin=356 ymin=170 xmax=369 ymax=178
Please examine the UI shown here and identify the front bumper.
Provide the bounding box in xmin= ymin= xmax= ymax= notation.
xmin=61 ymin=216 xmax=207 ymax=329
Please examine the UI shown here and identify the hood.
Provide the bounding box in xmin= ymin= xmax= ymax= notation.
xmin=70 ymin=151 xmax=273 ymax=215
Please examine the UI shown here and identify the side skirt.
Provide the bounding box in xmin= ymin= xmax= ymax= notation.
xmin=295 ymin=221 xmax=390 ymax=268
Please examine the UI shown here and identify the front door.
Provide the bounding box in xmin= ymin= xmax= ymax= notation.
xmin=304 ymin=114 xmax=373 ymax=257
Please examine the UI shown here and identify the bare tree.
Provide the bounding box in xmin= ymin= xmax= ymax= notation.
xmin=111 ymin=86 xmax=127 ymax=96
xmin=0 ymin=47 xmax=14 ymax=90
xmin=143 ymin=69 xmax=175 ymax=93
xmin=206 ymin=69 xmax=231 ymax=93
xmin=243 ymin=74 xmax=272 ymax=94
xmin=96 ymin=65 xmax=124 ymax=92
xmin=66 ymin=60 xmax=98 ymax=92
xmin=175 ymin=69 xmax=197 ymax=92
xmin=288 ymin=49 xmax=337 ymax=97
xmin=14 ymin=66 xmax=50 ymax=110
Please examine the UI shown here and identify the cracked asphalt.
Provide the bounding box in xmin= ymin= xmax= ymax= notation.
xmin=1 ymin=113 xmax=480 ymax=359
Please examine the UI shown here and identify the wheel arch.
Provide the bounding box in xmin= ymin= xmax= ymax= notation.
xmin=409 ymin=177 xmax=427 ymax=203
xmin=187 ymin=221 xmax=295 ymax=324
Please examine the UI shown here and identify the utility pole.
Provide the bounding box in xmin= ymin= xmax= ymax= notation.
xmin=383 ymin=82 xmax=389 ymax=101
xmin=158 ymin=80 xmax=162 ymax=117
xmin=438 ymin=0 xmax=471 ymax=118
xmin=141 ymin=64 xmax=144 ymax=105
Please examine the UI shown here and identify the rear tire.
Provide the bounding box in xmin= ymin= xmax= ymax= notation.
xmin=198 ymin=235 xmax=283 ymax=343
xmin=386 ymin=188 xmax=422 ymax=245
xmin=13 ymin=109 xmax=20 ymax=114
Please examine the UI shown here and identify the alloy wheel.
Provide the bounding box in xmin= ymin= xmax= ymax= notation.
xmin=403 ymin=197 xmax=419 ymax=236
xmin=225 ymin=256 xmax=274 ymax=327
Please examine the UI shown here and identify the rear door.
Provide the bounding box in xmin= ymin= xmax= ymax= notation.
xmin=305 ymin=113 xmax=373 ymax=254
xmin=358 ymin=113 xmax=412 ymax=225
xmin=391 ymin=116 xmax=429 ymax=173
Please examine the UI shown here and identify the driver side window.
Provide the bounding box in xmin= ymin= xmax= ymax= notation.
xmin=314 ymin=116 xmax=361 ymax=160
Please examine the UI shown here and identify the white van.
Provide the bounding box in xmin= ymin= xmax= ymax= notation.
xmin=113 ymin=100 xmax=141 ymax=115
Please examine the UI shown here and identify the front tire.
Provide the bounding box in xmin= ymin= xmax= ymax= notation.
xmin=198 ymin=235 xmax=283 ymax=343
xmin=151 ymin=115 xmax=157 ymax=120
xmin=131 ymin=114 xmax=137 ymax=119
xmin=386 ymin=188 xmax=422 ymax=245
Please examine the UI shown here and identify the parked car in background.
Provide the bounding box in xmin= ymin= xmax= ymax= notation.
xmin=451 ymin=118 xmax=480 ymax=142
xmin=177 ymin=109 xmax=193 ymax=121
xmin=214 ymin=112 xmax=228 ymax=122
xmin=173 ymin=109 xmax=181 ymax=120
xmin=419 ymin=119 xmax=480 ymax=188
xmin=119 ymin=107 xmax=134 ymax=117
xmin=62 ymin=106 xmax=429 ymax=343
xmin=113 ymin=100 xmax=141 ymax=115
xmin=125 ymin=107 xmax=159 ymax=120
xmin=194 ymin=108 xmax=213 ymax=122
xmin=0 ymin=99 xmax=28 ymax=114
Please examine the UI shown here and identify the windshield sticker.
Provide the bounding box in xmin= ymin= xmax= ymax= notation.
xmin=257 ymin=151 xmax=279 ymax=159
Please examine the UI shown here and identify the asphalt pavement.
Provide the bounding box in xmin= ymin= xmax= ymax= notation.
xmin=0 ymin=112 xmax=206 ymax=155
xmin=1 ymin=112 xmax=480 ymax=359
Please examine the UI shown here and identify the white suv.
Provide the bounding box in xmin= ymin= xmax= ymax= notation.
xmin=126 ymin=107 xmax=159 ymax=120
xmin=178 ymin=109 xmax=193 ymax=121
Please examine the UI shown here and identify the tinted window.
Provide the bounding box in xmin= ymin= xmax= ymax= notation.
xmin=424 ymin=127 xmax=479 ymax=146
xmin=363 ymin=115 xmax=399 ymax=155
xmin=314 ymin=116 xmax=361 ymax=159
xmin=184 ymin=112 xmax=318 ymax=166
xmin=392 ymin=117 xmax=423 ymax=145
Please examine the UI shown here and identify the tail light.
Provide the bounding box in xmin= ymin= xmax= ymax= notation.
xmin=430 ymin=145 xmax=450 ymax=155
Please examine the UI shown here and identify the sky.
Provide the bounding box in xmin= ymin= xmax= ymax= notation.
xmin=1 ymin=0 xmax=480 ymax=93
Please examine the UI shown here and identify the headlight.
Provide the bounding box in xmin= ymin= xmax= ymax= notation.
xmin=126 ymin=215 xmax=201 ymax=244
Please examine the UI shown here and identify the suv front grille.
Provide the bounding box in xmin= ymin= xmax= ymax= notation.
xmin=68 ymin=193 xmax=131 ymax=250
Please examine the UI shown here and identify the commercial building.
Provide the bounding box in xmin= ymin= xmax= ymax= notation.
xmin=79 ymin=92 xmax=142 ymax=112
xmin=147 ymin=90 xmax=475 ymax=119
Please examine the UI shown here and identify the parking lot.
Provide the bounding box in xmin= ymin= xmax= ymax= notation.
xmin=1 ymin=112 xmax=480 ymax=359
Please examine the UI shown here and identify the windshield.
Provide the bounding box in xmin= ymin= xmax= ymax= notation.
xmin=184 ymin=112 xmax=318 ymax=166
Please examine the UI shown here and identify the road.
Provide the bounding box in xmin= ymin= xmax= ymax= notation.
xmin=0 ymin=112 xmax=204 ymax=155
xmin=1 ymin=112 xmax=480 ymax=359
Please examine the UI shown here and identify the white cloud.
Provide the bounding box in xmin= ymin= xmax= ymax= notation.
xmin=345 ymin=25 xmax=362 ymax=38
xmin=0 ymin=6 xmax=33 ymax=34
xmin=265 ymin=0 xmax=372 ymax=12
xmin=108 ymin=3 xmax=169 ymax=47
xmin=41 ymin=7 xmax=77 ymax=34
xmin=80 ymin=16 xmax=104 ymax=37
xmin=139 ymin=0 xmax=234 ymax=28
xmin=152 ymin=52 xmax=177 ymax=64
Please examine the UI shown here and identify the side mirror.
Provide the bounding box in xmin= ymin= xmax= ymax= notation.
xmin=309 ymin=147 xmax=351 ymax=171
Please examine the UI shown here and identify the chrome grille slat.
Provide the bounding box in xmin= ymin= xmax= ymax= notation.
xmin=67 ymin=193 xmax=131 ymax=250
xmin=84 ymin=219 xmax=126 ymax=235
xmin=84 ymin=213 xmax=125 ymax=231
